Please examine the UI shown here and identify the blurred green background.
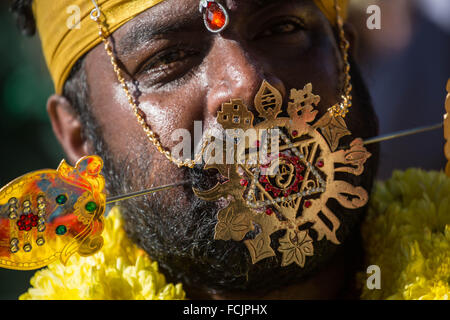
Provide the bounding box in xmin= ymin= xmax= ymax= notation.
xmin=0 ymin=1 xmax=63 ymax=299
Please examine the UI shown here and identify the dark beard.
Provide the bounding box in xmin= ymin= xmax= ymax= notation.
xmin=101 ymin=158 xmax=372 ymax=297
xmin=85 ymin=60 xmax=379 ymax=297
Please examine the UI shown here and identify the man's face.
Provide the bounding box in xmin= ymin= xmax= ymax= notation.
xmin=59 ymin=0 xmax=378 ymax=296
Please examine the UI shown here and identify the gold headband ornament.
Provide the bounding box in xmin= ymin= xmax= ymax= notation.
xmin=0 ymin=0 xmax=445 ymax=271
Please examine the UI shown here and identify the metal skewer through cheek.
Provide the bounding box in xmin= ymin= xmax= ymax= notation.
xmin=88 ymin=0 xmax=443 ymax=204
xmin=363 ymin=122 xmax=443 ymax=146
xmin=105 ymin=122 xmax=444 ymax=204
xmin=106 ymin=181 xmax=190 ymax=204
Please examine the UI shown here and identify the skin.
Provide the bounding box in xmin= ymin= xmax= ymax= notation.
xmin=46 ymin=0 xmax=374 ymax=299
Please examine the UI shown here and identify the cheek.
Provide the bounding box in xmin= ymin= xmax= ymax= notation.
xmin=84 ymin=46 xmax=208 ymax=189
xmin=138 ymin=84 xmax=208 ymax=147
xmin=91 ymin=82 xmax=146 ymax=156
xmin=90 ymin=78 xmax=209 ymax=175
xmin=85 ymin=46 xmax=148 ymax=158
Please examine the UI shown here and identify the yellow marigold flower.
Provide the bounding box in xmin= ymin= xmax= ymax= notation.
xmin=360 ymin=169 xmax=450 ymax=300
xmin=20 ymin=207 xmax=186 ymax=300
xmin=20 ymin=169 xmax=450 ymax=300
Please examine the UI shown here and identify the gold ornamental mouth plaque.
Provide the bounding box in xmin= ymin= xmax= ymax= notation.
xmin=194 ymin=80 xmax=372 ymax=268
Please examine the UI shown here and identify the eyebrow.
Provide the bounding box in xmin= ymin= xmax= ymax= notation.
xmin=116 ymin=0 xmax=293 ymax=56
xmin=116 ymin=9 xmax=201 ymax=57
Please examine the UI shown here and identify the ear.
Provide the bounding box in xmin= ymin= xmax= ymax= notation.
xmin=343 ymin=22 xmax=358 ymax=57
xmin=47 ymin=95 xmax=90 ymax=165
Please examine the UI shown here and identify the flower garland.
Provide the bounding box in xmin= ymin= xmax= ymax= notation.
xmin=359 ymin=169 xmax=450 ymax=300
xmin=20 ymin=169 xmax=450 ymax=300
xmin=19 ymin=207 xmax=185 ymax=300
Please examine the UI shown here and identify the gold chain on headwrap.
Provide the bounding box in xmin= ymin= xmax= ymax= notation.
xmin=91 ymin=0 xmax=353 ymax=168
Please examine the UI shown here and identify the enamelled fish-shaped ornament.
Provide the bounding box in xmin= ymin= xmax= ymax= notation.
xmin=0 ymin=156 xmax=105 ymax=270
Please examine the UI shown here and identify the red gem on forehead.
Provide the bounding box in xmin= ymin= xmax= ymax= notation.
xmin=205 ymin=2 xmax=227 ymax=31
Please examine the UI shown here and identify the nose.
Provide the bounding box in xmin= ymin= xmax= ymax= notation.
xmin=204 ymin=37 xmax=286 ymax=117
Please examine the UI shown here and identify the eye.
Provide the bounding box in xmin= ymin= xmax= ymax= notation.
xmin=139 ymin=48 xmax=198 ymax=73
xmin=135 ymin=46 xmax=202 ymax=86
xmin=256 ymin=18 xmax=305 ymax=39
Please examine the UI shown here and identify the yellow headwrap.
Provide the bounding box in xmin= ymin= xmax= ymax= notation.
xmin=33 ymin=0 xmax=348 ymax=94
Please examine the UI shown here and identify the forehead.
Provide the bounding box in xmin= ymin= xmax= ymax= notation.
xmin=113 ymin=0 xmax=321 ymax=55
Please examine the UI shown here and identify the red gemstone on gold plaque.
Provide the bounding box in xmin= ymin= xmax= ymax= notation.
xmin=205 ymin=2 xmax=227 ymax=31
xmin=317 ymin=160 xmax=324 ymax=168
xmin=304 ymin=201 xmax=312 ymax=208
xmin=240 ymin=179 xmax=248 ymax=187
xmin=17 ymin=213 xmax=39 ymax=231
xmin=292 ymin=130 xmax=298 ymax=137
xmin=265 ymin=208 xmax=273 ymax=216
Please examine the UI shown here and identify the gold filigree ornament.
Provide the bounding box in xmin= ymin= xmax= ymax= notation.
xmin=0 ymin=156 xmax=105 ymax=270
xmin=194 ymin=81 xmax=372 ymax=267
